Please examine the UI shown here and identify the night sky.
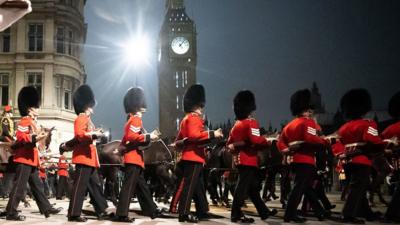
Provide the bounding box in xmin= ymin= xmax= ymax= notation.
xmin=83 ymin=0 xmax=400 ymax=139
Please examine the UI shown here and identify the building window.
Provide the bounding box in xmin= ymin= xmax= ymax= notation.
xmin=28 ymin=24 xmax=43 ymax=52
xmin=181 ymin=71 xmax=185 ymax=88
xmin=56 ymin=27 xmax=65 ymax=53
xmin=176 ymin=95 xmax=179 ymax=109
xmin=63 ymin=78 xmax=73 ymax=110
xmin=67 ymin=30 xmax=73 ymax=55
xmin=54 ymin=75 xmax=79 ymax=110
xmin=175 ymin=72 xmax=179 ymax=88
xmin=182 ymin=94 xmax=184 ymax=109
xmin=54 ymin=76 xmax=62 ymax=107
xmin=176 ymin=118 xmax=180 ymax=130
xmin=56 ymin=26 xmax=74 ymax=56
xmin=1 ymin=28 xmax=11 ymax=52
xmin=27 ymin=72 xmax=42 ymax=100
xmin=184 ymin=70 xmax=188 ymax=85
xmin=0 ymin=73 xmax=9 ymax=106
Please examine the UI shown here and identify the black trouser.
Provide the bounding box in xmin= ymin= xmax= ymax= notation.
xmin=48 ymin=175 xmax=56 ymax=197
xmin=222 ymin=175 xmax=236 ymax=202
xmin=6 ymin=163 xmax=52 ymax=216
xmin=67 ymin=164 xmax=108 ymax=217
xmin=231 ymin=165 xmax=271 ymax=219
xmin=386 ymin=172 xmax=400 ymax=219
xmin=285 ymin=163 xmax=324 ymax=219
xmin=314 ymin=176 xmax=332 ymax=210
xmin=301 ymin=175 xmax=333 ymax=212
xmin=169 ymin=161 xmax=184 ymax=213
xmin=178 ymin=161 xmax=208 ymax=217
xmin=207 ymin=169 xmax=222 ymax=202
xmin=0 ymin=177 xmax=5 ymax=197
xmin=263 ymin=165 xmax=291 ymax=204
xmin=56 ymin=175 xmax=69 ymax=199
xmin=116 ymin=164 xmax=157 ymax=217
xmin=342 ymin=163 xmax=372 ymax=218
xmin=40 ymin=177 xmax=50 ymax=197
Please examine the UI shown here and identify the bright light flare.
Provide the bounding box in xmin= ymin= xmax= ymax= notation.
xmin=122 ymin=35 xmax=150 ymax=66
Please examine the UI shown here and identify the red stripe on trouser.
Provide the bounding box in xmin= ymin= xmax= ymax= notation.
xmin=170 ymin=178 xmax=185 ymax=213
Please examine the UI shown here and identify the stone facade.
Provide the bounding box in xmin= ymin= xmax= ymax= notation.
xmin=0 ymin=0 xmax=87 ymax=154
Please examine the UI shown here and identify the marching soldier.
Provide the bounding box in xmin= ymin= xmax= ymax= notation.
xmin=175 ymin=84 xmax=223 ymax=223
xmin=56 ymin=155 xmax=69 ymax=199
xmin=337 ymin=89 xmax=385 ymax=223
xmin=383 ymin=91 xmax=400 ymax=222
xmin=5 ymin=86 xmax=61 ymax=221
xmin=67 ymin=85 xmax=109 ymax=222
xmin=226 ymin=90 xmax=278 ymax=223
xmin=39 ymin=157 xmax=50 ymax=197
xmin=0 ymin=105 xmax=14 ymax=142
xmin=277 ymin=89 xmax=329 ymax=223
xmin=113 ymin=87 xmax=163 ymax=222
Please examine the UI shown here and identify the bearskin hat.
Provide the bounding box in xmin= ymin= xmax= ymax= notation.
xmin=234 ymin=90 xmax=256 ymax=120
xmin=388 ymin=91 xmax=400 ymax=120
xmin=183 ymin=84 xmax=205 ymax=113
xmin=18 ymin=86 xmax=40 ymax=117
xmin=123 ymin=87 xmax=147 ymax=114
xmin=290 ymin=89 xmax=313 ymax=116
xmin=73 ymin=84 xmax=96 ymax=115
xmin=340 ymin=88 xmax=372 ymax=119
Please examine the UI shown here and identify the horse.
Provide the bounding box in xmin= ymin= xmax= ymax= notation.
xmin=369 ymin=153 xmax=392 ymax=206
xmin=205 ymin=141 xmax=235 ymax=206
xmin=95 ymin=139 xmax=176 ymax=205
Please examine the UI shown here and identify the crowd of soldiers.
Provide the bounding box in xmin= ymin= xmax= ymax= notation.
xmin=0 ymin=83 xmax=399 ymax=224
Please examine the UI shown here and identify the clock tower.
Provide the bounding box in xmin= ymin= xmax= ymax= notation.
xmin=158 ymin=0 xmax=197 ymax=138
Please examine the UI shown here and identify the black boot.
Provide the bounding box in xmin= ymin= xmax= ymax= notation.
xmin=44 ymin=207 xmax=62 ymax=218
xmin=340 ymin=217 xmax=365 ymax=224
xmin=6 ymin=214 xmax=26 ymax=221
xmin=68 ymin=216 xmax=88 ymax=222
xmin=283 ymin=216 xmax=307 ymax=223
xmin=179 ymin=214 xmax=199 ymax=223
xmin=113 ymin=216 xmax=135 ymax=222
xmin=231 ymin=216 xmax=255 ymax=223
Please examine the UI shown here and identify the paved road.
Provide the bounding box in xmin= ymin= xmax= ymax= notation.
xmin=0 ymin=192 xmax=390 ymax=224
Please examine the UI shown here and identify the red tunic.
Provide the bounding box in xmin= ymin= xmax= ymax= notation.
xmin=227 ymin=118 xmax=270 ymax=167
xmin=57 ymin=157 xmax=69 ymax=177
xmin=382 ymin=121 xmax=400 ymax=140
xmin=177 ymin=112 xmax=214 ymax=164
xmin=277 ymin=117 xmax=328 ymax=166
xmin=337 ymin=119 xmax=383 ymax=166
xmin=13 ymin=116 xmax=39 ymax=167
xmin=121 ymin=114 xmax=150 ymax=168
xmin=72 ymin=114 xmax=99 ymax=168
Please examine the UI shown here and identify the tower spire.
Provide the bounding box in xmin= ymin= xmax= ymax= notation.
xmin=166 ymin=0 xmax=184 ymax=9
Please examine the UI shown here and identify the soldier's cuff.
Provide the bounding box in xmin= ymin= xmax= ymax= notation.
xmin=209 ymin=130 xmax=215 ymax=139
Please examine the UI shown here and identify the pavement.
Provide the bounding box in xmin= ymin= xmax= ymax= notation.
xmin=0 ymin=192 xmax=391 ymax=224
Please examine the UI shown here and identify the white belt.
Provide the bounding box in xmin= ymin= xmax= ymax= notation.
xmin=288 ymin=141 xmax=305 ymax=146
xmin=344 ymin=142 xmax=366 ymax=148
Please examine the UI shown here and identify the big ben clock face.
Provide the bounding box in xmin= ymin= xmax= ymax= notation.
xmin=171 ymin=36 xmax=190 ymax=55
